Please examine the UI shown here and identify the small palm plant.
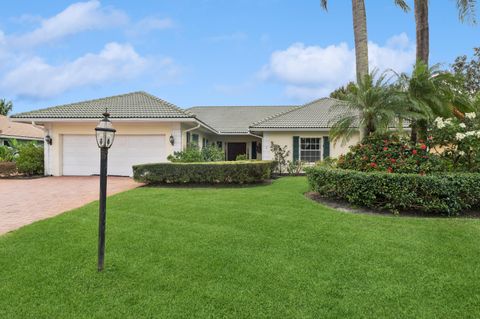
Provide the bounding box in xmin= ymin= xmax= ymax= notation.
xmin=329 ymin=70 xmax=411 ymax=144
xmin=396 ymin=61 xmax=473 ymax=141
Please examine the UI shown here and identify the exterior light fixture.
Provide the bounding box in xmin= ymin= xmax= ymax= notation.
xmin=95 ymin=111 xmax=116 ymax=272
xmin=45 ymin=135 xmax=52 ymax=145
xmin=169 ymin=134 xmax=175 ymax=145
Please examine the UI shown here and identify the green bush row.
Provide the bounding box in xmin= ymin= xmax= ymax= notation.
xmin=133 ymin=161 xmax=276 ymax=184
xmin=305 ymin=166 xmax=480 ymax=215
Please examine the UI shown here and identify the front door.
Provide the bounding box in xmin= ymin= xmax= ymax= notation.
xmin=227 ymin=142 xmax=247 ymax=161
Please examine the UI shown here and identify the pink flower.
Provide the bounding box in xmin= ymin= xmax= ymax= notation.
xmin=370 ymin=162 xmax=377 ymax=168
xmin=412 ymin=150 xmax=417 ymax=155
xmin=383 ymin=147 xmax=388 ymax=151
xmin=420 ymin=144 xmax=427 ymax=150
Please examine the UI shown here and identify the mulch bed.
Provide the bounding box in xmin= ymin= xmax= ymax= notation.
xmin=305 ymin=191 xmax=480 ymax=219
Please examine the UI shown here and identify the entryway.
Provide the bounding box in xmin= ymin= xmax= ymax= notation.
xmin=227 ymin=142 xmax=247 ymax=161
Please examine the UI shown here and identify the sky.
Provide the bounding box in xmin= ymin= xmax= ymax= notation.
xmin=0 ymin=0 xmax=478 ymax=113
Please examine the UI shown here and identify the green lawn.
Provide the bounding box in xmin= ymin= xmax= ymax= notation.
xmin=1 ymin=177 xmax=480 ymax=318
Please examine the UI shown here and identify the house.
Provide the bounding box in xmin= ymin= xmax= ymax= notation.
xmin=0 ymin=115 xmax=43 ymax=146
xmin=10 ymin=91 xmax=359 ymax=176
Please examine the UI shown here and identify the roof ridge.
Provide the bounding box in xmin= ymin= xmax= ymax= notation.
xmin=139 ymin=92 xmax=193 ymax=117
xmin=11 ymin=91 xmax=149 ymax=118
xmin=188 ymin=105 xmax=296 ymax=110
xmin=250 ymin=97 xmax=334 ymax=128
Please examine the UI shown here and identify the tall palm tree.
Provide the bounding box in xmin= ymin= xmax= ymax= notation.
xmin=321 ymin=1 xmax=410 ymax=136
xmin=329 ymin=70 xmax=411 ymax=144
xmin=407 ymin=0 xmax=476 ymax=140
xmin=0 ymin=99 xmax=13 ymax=116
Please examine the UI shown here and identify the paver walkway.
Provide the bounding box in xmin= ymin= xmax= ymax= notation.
xmin=0 ymin=176 xmax=141 ymax=235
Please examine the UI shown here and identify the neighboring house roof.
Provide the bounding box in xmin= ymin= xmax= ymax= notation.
xmin=250 ymin=98 xmax=352 ymax=130
xmin=10 ymin=91 xmax=193 ymax=120
xmin=0 ymin=115 xmax=43 ymax=140
xmin=188 ymin=105 xmax=296 ymax=134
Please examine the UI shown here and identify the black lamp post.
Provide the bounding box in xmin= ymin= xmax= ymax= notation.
xmin=95 ymin=112 xmax=116 ymax=272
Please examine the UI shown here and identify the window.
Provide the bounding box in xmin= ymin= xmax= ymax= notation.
xmin=300 ymin=137 xmax=322 ymax=162
xmin=216 ymin=141 xmax=223 ymax=149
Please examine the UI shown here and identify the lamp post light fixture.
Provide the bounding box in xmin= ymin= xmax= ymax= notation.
xmin=169 ymin=134 xmax=175 ymax=146
xmin=95 ymin=111 xmax=116 ymax=272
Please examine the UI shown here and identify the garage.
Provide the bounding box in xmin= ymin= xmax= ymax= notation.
xmin=62 ymin=134 xmax=166 ymax=176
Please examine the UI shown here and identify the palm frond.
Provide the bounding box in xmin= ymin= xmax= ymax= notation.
xmin=394 ymin=0 xmax=410 ymax=12
xmin=456 ymin=0 xmax=477 ymax=24
xmin=320 ymin=0 xmax=328 ymax=10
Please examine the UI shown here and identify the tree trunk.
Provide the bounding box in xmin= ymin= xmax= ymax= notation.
xmin=351 ymin=0 xmax=369 ymax=138
xmin=411 ymin=0 xmax=429 ymax=142
xmin=414 ymin=0 xmax=429 ymax=65
xmin=352 ymin=0 xmax=369 ymax=82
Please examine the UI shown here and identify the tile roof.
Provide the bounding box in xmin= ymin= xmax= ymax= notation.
xmin=10 ymin=91 xmax=193 ymax=119
xmin=250 ymin=98 xmax=354 ymax=129
xmin=0 ymin=116 xmax=43 ymax=140
xmin=188 ymin=105 xmax=297 ymax=134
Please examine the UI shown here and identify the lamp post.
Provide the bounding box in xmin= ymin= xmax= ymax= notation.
xmin=95 ymin=112 xmax=116 ymax=272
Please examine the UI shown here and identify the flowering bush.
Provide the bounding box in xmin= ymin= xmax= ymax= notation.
xmin=337 ymin=132 xmax=442 ymax=174
xmin=430 ymin=113 xmax=480 ymax=171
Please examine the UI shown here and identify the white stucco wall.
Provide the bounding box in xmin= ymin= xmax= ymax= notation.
xmin=44 ymin=121 xmax=183 ymax=176
xmin=262 ymin=131 xmax=360 ymax=162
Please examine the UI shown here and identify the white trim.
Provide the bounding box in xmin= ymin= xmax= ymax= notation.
xmin=251 ymin=127 xmax=333 ymax=132
xmin=0 ymin=134 xmax=43 ymax=141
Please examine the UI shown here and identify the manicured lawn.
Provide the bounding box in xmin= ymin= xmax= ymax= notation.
xmin=1 ymin=177 xmax=480 ymax=318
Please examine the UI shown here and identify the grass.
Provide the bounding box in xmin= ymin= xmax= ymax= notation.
xmin=1 ymin=177 xmax=480 ymax=318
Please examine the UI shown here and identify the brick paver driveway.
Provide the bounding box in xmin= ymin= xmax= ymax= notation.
xmin=0 ymin=176 xmax=142 ymax=235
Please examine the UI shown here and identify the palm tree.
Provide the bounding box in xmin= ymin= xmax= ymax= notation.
xmin=407 ymin=0 xmax=476 ymax=140
xmin=0 ymin=99 xmax=13 ymax=116
xmin=329 ymin=70 xmax=411 ymax=144
xmin=396 ymin=62 xmax=473 ymax=140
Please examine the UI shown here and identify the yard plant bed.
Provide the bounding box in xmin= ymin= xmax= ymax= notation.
xmin=1 ymin=177 xmax=480 ymax=318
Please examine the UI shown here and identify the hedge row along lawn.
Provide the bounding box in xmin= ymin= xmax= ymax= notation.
xmin=1 ymin=177 xmax=480 ymax=318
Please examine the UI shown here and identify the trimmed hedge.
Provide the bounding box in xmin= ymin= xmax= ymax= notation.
xmin=305 ymin=166 xmax=480 ymax=215
xmin=133 ymin=161 xmax=276 ymax=184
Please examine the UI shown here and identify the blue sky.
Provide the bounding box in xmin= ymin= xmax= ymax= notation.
xmin=0 ymin=0 xmax=478 ymax=113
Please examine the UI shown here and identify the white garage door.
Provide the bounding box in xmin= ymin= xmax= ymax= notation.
xmin=62 ymin=135 xmax=166 ymax=176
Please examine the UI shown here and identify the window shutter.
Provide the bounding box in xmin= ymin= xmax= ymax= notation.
xmin=186 ymin=132 xmax=191 ymax=145
xmin=293 ymin=136 xmax=299 ymax=161
xmin=323 ymin=136 xmax=330 ymax=159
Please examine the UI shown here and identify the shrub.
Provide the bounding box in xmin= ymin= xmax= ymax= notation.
xmin=235 ymin=154 xmax=247 ymax=161
xmin=133 ymin=161 xmax=275 ymax=184
xmin=16 ymin=143 xmax=44 ymax=175
xmin=167 ymin=144 xmax=224 ymax=162
xmin=337 ymin=132 xmax=443 ymax=174
xmin=270 ymin=142 xmax=290 ymax=174
xmin=0 ymin=162 xmax=16 ymax=175
xmin=0 ymin=145 xmax=15 ymax=162
xmin=305 ymin=166 xmax=480 ymax=215
xmin=286 ymin=160 xmax=304 ymax=176
xmin=429 ymin=114 xmax=480 ymax=171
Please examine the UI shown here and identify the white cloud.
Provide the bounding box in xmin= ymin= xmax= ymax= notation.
xmin=260 ymin=33 xmax=415 ymax=101
xmin=127 ymin=17 xmax=174 ymax=36
xmin=10 ymin=0 xmax=128 ymax=47
xmin=1 ymin=42 xmax=148 ymax=98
